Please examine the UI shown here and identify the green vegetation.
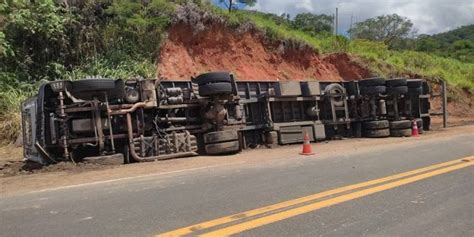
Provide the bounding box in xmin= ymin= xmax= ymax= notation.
xmin=291 ymin=13 xmax=333 ymax=35
xmin=213 ymin=10 xmax=473 ymax=92
xmin=0 ymin=0 xmax=177 ymax=144
xmin=348 ymin=14 xmax=414 ymax=46
xmin=213 ymin=10 xmax=348 ymax=53
xmin=408 ymin=25 xmax=474 ymax=63
xmin=349 ymin=40 xmax=474 ymax=91
xmin=0 ymin=1 xmax=473 ymax=144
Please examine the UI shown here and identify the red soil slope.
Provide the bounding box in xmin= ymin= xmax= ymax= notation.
xmin=157 ymin=24 xmax=369 ymax=81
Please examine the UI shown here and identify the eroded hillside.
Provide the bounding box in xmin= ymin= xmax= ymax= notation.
xmin=157 ymin=23 xmax=369 ymax=81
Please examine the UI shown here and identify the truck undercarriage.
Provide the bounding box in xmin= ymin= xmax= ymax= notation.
xmin=21 ymin=72 xmax=432 ymax=164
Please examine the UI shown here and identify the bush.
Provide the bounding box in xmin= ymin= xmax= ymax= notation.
xmin=65 ymin=57 xmax=156 ymax=80
xmin=0 ymin=0 xmax=175 ymax=143
xmin=0 ymin=72 xmax=35 ymax=144
xmin=349 ymin=40 xmax=474 ymax=92
xmin=0 ymin=1 xmax=472 ymax=144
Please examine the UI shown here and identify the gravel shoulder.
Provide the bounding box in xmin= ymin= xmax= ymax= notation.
xmin=1 ymin=124 xmax=473 ymax=196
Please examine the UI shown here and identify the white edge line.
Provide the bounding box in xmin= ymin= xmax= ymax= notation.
xmin=27 ymin=161 xmax=246 ymax=194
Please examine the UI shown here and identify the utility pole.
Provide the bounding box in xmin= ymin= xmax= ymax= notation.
xmin=332 ymin=14 xmax=335 ymax=35
xmin=335 ymin=7 xmax=339 ymax=36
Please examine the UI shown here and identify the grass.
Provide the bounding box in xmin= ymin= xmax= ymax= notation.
xmin=64 ymin=57 xmax=156 ymax=80
xmin=349 ymin=40 xmax=474 ymax=92
xmin=1 ymin=4 xmax=473 ymax=144
xmin=212 ymin=9 xmax=348 ymax=54
xmin=213 ymin=9 xmax=474 ymax=93
xmin=0 ymin=84 xmax=35 ymax=144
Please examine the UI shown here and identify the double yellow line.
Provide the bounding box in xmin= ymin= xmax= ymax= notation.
xmin=158 ymin=156 xmax=474 ymax=237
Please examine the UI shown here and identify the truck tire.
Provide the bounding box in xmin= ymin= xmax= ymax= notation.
xmin=363 ymin=128 xmax=390 ymax=138
xmin=324 ymin=83 xmax=345 ymax=107
xmin=362 ymin=120 xmax=389 ymax=130
xmin=204 ymin=130 xmax=239 ymax=144
xmin=390 ymin=128 xmax=412 ymax=137
xmin=198 ymin=82 xmax=233 ymax=97
xmin=416 ymin=118 xmax=424 ymax=134
xmin=72 ymin=79 xmax=118 ymax=92
xmin=344 ymin=82 xmax=358 ymax=96
xmin=408 ymin=87 xmax=423 ymax=95
xmin=194 ymin=72 xmax=232 ymax=85
xmin=407 ymin=79 xmax=423 ymax=88
xmin=386 ymin=78 xmax=407 ymax=87
xmin=360 ymin=86 xmax=386 ymax=95
xmin=205 ymin=140 xmax=240 ymax=155
xmin=422 ymin=117 xmax=431 ymax=131
xmin=418 ymin=125 xmax=424 ymax=134
xmin=387 ymin=86 xmax=408 ymax=95
xmin=352 ymin=122 xmax=362 ymax=138
xmin=389 ymin=120 xmax=412 ymax=129
xmin=358 ymin=77 xmax=385 ymax=87
xmin=415 ymin=118 xmax=423 ymax=128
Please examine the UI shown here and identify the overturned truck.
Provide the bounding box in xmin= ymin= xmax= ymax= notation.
xmin=21 ymin=72 xmax=431 ymax=164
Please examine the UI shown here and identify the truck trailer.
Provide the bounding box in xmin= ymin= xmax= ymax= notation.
xmin=21 ymin=72 xmax=431 ymax=164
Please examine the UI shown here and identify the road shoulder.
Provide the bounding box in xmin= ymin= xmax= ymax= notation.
xmin=1 ymin=125 xmax=473 ymax=196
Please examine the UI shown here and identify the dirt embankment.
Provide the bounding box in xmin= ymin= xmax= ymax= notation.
xmin=1 ymin=21 xmax=472 ymax=180
xmin=157 ymin=24 xmax=369 ymax=81
xmin=430 ymin=86 xmax=474 ymax=127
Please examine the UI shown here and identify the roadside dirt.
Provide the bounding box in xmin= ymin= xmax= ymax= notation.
xmin=430 ymin=85 xmax=474 ymax=129
xmin=1 ymin=125 xmax=473 ymax=196
xmin=157 ymin=24 xmax=369 ymax=81
xmin=156 ymin=22 xmax=474 ymax=124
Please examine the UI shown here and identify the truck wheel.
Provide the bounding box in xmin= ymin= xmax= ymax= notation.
xmin=194 ymin=72 xmax=232 ymax=85
xmin=360 ymin=86 xmax=386 ymax=95
xmin=387 ymin=86 xmax=408 ymax=95
xmin=408 ymin=87 xmax=423 ymax=95
xmin=324 ymin=83 xmax=345 ymax=107
xmin=415 ymin=118 xmax=423 ymax=128
xmin=418 ymin=125 xmax=424 ymax=134
xmin=344 ymin=81 xmax=358 ymax=96
xmin=358 ymin=77 xmax=385 ymax=87
xmin=389 ymin=120 xmax=412 ymax=129
xmin=205 ymin=140 xmax=240 ymax=155
xmin=204 ymin=130 xmax=239 ymax=144
xmin=407 ymin=79 xmax=423 ymax=88
xmin=422 ymin=117 xmax=431 ymax=131
xmin=352 ymin=122 xmax=362 ymax=138
xmin=416 ymin=118 xmax=424 ymax=134
xmin=363 ymin=128 xmax=390 ymax=138
xmin=70 ymin=149 xmax=85 ymax=163
xmin=198 ymin=82 xmax=233 ymax=97
xmin=386 ymin=78 xmax=407 ymax=87
xmin=390 ymin=128 xmax=412 ymax=137
xmin=362 ymin=120 xmax=389 ymax=130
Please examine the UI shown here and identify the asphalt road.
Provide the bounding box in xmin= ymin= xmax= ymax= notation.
xmin=1 ymin=133 xmax=473 ymax=237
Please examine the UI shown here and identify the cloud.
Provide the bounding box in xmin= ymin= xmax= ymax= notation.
xmin=248 ymin=0 xmax=474 ymax=35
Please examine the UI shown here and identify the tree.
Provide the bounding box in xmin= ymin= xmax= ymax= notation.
xmin=292 ymin=13 xmax=333 ymax=35
xmin=219 ymin=0 xmax=256 ymax=12
xmin=349 ymin=14 xmax=414 ymax=45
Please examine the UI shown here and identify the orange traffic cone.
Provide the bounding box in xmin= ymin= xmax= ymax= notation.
xmin=412 ymin=120 xmax=419 ymax=137
xmin=299 ymin=131 xmax=315 ymax=155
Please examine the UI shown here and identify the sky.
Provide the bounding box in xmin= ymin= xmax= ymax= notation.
xmin=220 ymin=0 xmax=474 ymax=35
